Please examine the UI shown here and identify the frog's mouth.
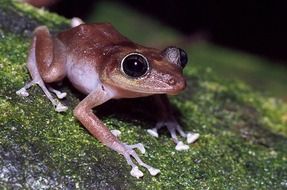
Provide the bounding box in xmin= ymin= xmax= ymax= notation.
xmin=108 ymin=75 xmax=186 ymax=96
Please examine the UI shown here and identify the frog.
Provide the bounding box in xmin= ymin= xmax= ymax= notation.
xmin=16 ymin=18 xmax=199 ymax=178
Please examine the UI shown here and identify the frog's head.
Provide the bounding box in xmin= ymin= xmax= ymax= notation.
xmin=102 ymin=45 xmax=188 ymax=96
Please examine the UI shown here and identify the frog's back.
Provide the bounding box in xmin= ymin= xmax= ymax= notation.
xmin=57 ymin=23 xmax=130 ymax=50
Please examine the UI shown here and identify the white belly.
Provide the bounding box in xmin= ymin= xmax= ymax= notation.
xmin=66 ymin=61 xmax=100 ymax=94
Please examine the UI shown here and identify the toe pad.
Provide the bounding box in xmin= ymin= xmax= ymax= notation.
xmin=187 ymin=133 xmax=200 ymax=144
xmin=175 ymin=141 xmax=189 ymax=151
xmin=16 ymin=88 xmax=29 ymax=97
xmin=147 ymin=128 xmax=159 ymax=138
xmin=148 ymin=167 xmax=160 ymax=176
xmin=55 ymin=103 xmax=68 ymax=112
xmin=130 ymin=166 xmax=144 ymax=179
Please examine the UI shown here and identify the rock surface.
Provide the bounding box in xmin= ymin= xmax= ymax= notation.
xmin=0 ymin=1 xmax=287 ymax=189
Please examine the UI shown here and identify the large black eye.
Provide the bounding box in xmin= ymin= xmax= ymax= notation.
xmin=121 ymin=53 xmax=149 ymax=78
xmin=178 ymin=48 xmax=188 ymax=68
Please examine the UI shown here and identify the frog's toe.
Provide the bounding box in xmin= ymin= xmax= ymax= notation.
xmin=48 ymin=86 xmax=67 ymax=99
xmin=56 ymin=92 xmax=67 ymax=99
xmin=125 ymin=143 xmax=145 ymax=154
xmin=16 ymin=81 xmax=36 ymax=97
xmin=16 ymin=88 xmax=29 ymax=97
xmin=175 ymin=141 xmax=189 ymax=151
xmin=148 ymin=166 xmax=160 ymax=176
xmin=121 ymin=142 xmax=160 ymax=178
xmin=130 ymin=166 xmax=144 ymax=179
xmin=55 ymin=102 xmax=68 ymax=112
xmin=147 ymin=128 xmax=159 ymax=137
xmin=187 ymin=132 xmax=200 ymax=144
xmin=152 ymin=119 xmax=199 ymax=149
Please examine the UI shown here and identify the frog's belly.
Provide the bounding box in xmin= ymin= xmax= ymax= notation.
xmin=66 ymin=62 xmax=100 ymax=94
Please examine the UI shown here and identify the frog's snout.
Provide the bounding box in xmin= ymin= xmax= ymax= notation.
xmin=166 ymin=75 xmax=186 ymax=95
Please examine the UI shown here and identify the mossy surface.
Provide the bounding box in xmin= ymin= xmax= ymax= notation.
xmin=0 ymin=0 xmax=69 ymax=37
xmin=1 ymin=1 xmax=287 ymax=189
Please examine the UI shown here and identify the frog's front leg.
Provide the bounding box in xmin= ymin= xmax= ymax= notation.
xmin=73 ymin=86 xmax=160 ymax=178
xmin=16 ymin=26 xmax=67 ymax=112
xmin=147 ymin=95 xmax=200 ymax=151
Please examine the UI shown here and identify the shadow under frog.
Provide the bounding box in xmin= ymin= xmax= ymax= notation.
xmin=16 ymin=18 xmax=199 ymax=178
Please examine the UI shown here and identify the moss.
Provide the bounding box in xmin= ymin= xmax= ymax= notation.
xmin=11 ymin=1 xmax=69 ymax=29
xmin=1 ymin=1 xmax=287 ymax=189
xmin=0 ymin=0 xmax=69 ymax=37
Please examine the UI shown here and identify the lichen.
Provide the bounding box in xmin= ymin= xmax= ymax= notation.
xmin=0 ymin=1 xmax=286 ymax=189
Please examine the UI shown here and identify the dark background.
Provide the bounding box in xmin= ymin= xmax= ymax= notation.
xmin=49 ymin=0 xmax=287 ymax=65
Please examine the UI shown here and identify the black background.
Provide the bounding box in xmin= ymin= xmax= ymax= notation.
xmin=51 ymin=0 xmax=287 ymax=64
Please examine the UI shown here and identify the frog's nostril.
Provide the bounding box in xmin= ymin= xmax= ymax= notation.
xmin=168 ymin=78 xmax=176 ymax=85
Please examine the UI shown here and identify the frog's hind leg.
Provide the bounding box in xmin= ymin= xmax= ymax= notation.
xmin=16 ymin=26 xmax=68 ymax=112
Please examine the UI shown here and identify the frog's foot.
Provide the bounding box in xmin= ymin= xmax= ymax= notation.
xmin=16 ymin=80 xmax=68 ymax=112
xmin=110 ymin=130 xmax=159 ymax=178
xmin=16 ymin=81 xmax=34 ymax=97
xmin=147 ymin=120 xmax=199 ymax=151
xmin=120 ymin=143 xmax=160 ymax=178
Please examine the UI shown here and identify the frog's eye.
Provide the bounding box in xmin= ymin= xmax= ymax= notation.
xmin=162 ymin=47 xmax=188 ymax=69
xmin=121 ymin=53 xmax=149 ymax=78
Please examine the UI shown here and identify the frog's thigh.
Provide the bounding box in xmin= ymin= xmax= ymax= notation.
xmin=34 ymin=26 xmax=66 ymax=83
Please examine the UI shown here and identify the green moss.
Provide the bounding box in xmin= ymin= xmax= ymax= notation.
xmin=0 ymin=0 xmax=69 ymax=37
xmin=1 ymin=1 xmax=287 ymax=189
xmin=11 ymin=0 xmax=69 ymax=29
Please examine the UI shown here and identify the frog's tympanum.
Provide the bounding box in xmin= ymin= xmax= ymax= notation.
xmin=17 ymin=18 xmax=199 ymax=178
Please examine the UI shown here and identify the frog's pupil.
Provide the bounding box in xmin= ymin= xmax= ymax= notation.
xmin=122 ymin=54 xmax=148 ymax=78
xmin=179 ymin=48 xmax=188 ymax=68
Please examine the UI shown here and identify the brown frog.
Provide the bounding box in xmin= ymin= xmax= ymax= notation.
xmin=17 ymin=18 xmax=199 ymax=178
